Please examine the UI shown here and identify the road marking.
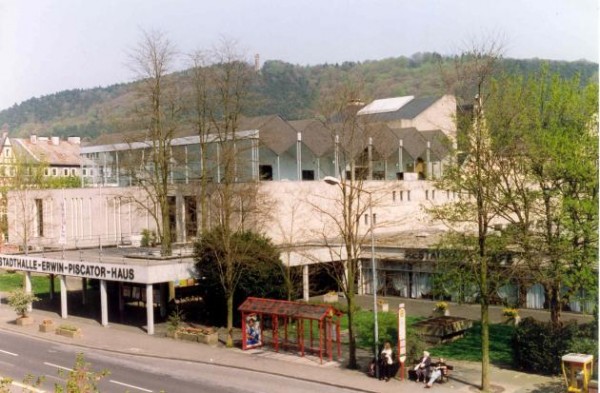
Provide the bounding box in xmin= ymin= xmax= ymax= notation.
xmin=0 ymin=349 xmax=18 ymax=356
xmin=11 ymin=380 xmax=46 ymax=393
xmin=43 ymin=362 xmax=73 ymax=372
xmin=109 ymin=380 xmax=153 ymax=392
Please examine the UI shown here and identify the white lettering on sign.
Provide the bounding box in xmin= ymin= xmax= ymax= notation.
xmin=0 ymin=255 xmax=136 ymax=282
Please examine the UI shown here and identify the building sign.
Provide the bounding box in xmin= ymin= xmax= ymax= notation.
xmin=0 ymin=255 xmax=137 ymax=282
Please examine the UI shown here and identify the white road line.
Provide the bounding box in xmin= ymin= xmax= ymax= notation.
xmin=43 ymin=362 xmax=73 ymax=372
xmin=109 ymin=379 xmax=153 ymax=392
xmin=0 ymin=349 xmax=18 ymax=356
xmin=11 ymin=381 xmax=46 ymax=393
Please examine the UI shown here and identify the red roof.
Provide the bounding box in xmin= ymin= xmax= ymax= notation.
xmin=238 ymin=297 xmax=342 ymax=321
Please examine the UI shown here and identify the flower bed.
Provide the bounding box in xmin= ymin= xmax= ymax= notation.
xmin=39 ymin=319 xmax=55 ymax=333
xmin=174 ymin=327 xmax=218 ymax=345
xmin=56 ymin=324 xmax=82 ymax=338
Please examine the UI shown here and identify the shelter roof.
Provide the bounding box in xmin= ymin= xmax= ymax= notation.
xmin=238 ymin=297 xmax=341 ymax=321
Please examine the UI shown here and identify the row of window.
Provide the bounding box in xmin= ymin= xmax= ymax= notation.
xmin=391 ymin=189 xmax=461 ymax=202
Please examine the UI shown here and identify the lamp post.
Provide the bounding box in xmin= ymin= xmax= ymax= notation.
xmin=323 ymin=176 xmax=379 ymax=378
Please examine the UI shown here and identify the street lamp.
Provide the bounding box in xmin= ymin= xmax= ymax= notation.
xmin=323 ymin=176 xmax=379 ymax=378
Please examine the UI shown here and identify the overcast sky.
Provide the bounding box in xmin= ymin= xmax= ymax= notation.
xmin=0 ymin=0 xmax=597 ymax=111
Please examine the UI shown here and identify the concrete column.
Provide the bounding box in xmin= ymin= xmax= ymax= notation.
xmin=49 ymin=274 xmax=55 ymax=301
xmin=60 ymin=275 xmax=68 ymax=319
xmin=81 ymin=278 xmax=87 ymax=305
xmin=118 ymin=283 xmax=124 ymax=320
xmin=159 ymin=283 xmax=167 ymax=318
xmin=146 ymin=284 xmax=154 ymax=335
xmin=24 ymin=272 xmax=32 ymax=313
xmin=358 ymin=260 xmax=365 ymax=295
xmin=302 ymin=265 xmax=309 ymax=302
xmin=100 ymin=280 xmax=108 ymax=327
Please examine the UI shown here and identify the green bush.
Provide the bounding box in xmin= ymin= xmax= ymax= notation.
xmin=513 ymin=318 xmax=597 ymax=375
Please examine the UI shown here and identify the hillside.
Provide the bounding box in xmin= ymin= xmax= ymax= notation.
xmin=0 ymin=54 xmax=596 ymax=140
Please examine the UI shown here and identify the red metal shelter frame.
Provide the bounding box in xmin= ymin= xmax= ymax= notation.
xmin=238 ymin=297 xmax=342 ymax=364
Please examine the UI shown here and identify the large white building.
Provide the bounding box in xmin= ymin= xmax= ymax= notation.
xmin=1 ymin=94 xmax=592 ymax=333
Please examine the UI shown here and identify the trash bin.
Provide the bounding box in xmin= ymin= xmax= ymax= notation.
xmin=562 ymin=353 xmax=594 ymax=393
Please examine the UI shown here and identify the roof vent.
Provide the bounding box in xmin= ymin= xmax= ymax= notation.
xmin=30 ymin=135 xmax=37 ymax=144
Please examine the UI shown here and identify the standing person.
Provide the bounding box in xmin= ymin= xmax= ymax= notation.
xmin=413 ymin=351 xmax=431 ymax=382
xmin=380 ymin=341 xmax=394 ymax=381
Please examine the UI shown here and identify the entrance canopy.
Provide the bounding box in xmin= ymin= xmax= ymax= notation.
xmin=238 ymin=297 xmax=343 ymax=363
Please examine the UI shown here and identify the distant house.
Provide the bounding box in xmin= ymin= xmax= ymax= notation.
xmin=10 ymin=135 xmax=84 ymax=179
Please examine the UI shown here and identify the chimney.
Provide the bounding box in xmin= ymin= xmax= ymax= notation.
xmin=254 ymin=54 xmax=260 ymax=72
xmin=30 ymin=135 xmax=37 ymax=144
xmin=51 ymin=136 xmax=60 ymax=146
xmin=67 ymin=136 xmax=81 ymax=145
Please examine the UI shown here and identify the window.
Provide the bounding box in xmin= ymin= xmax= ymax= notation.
xmin=82 ymin=169 xmax=87 ymax=176
xmin=364 ymin=214 xmax=368 ymax=225
xmin=431 ymin=190 xmax=435 ymax=200
xmin=407 ymin=190 xmax=411 ymax=201
xmin=425 ymin=190 xmax=429 ymax=200
xmin=301 ymin=170 xmax=315 ymax=181
xmin=392 ymin=191 xmax=396 ymax=202
xmin=63 ymin=169 xmax=68 ymax=176
xmin=70 ymin=169 xmax=76 ymax=176
xmin=400 ymin=191 xmax=403 ymax=201
xmin=35 ymin=199 xmax=44 ymax=237
xmin=52 ymin=168 xmax=57 ymax=176
xmin=44 ymin=168 xmax=49 ymax=176
xmin=259 ymin=165 xmax=273 ymax=181
xmin=372 ymin=214 xmax=377 ymax=225
xmin=4 ymin=148 xmax=10 ymax=157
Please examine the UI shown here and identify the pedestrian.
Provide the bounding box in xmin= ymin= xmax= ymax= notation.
xmin=380 ymin=341 xmax=394 ymax=381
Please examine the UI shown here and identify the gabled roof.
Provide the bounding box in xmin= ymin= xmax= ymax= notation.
xmin=359 ymin=96 xmax=441 ymax=123
xmin=12 ymin=137 xmax=81 ymax=166
xmin=420 ymin=130 xmax=452 ymax=161
xmin=367 ymin=122 xmax=399 ymax=159
xmin=289 ymin=119 xmax=334 ymax=157
xmin=239 ymin=115 xmax=297 ymax=156
xmin=388 ymin=127 xmax=427 ymax=160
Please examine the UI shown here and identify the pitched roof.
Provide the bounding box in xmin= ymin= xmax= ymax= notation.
xmin=420 ymin=130 xmax=452 ymax=161
xmin=359 ymin=96 xmax=441 ymax=122
xmin=12 ymin=137 xmax=81 ymax=166
xmin=239 ymin=115 xmax=297 ymax=155
xmin=388 ymin=127 xmax=427 ymax=160
xmin=289 ymin=119 xmax=334 ymax=157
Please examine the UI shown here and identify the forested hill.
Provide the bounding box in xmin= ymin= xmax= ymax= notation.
xmin=0 ymin=54 xmax=597 ymax=140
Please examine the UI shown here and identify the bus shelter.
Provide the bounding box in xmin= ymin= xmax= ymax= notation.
xmin=238 ymin=297 xmax=343 ymax=364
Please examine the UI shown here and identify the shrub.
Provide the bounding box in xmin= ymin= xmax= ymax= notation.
xmin=512 ymin=318 xmax=596 ymax=375
xmin=7 ymin=289 xmax=39 ymax=318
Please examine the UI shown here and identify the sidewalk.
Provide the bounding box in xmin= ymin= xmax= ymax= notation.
xmin=0 ymin=300 xmax=565 ymax=393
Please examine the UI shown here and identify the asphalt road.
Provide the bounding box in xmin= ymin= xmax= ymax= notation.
xmin=0 ymin=330 xmax=359 ymax=393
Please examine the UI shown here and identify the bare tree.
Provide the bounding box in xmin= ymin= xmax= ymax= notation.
xmin=193 ymin=39 xmax=265 ymax=347
xmin=126 ymin=29 xmax=181 ymax=256
xmin=311 ymin=78 xmax=376 ymax=370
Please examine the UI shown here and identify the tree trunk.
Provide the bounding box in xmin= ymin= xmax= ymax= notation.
xmin=549 ymin=284 xmax=562 ymax=328
xmin=226 ymin=292 xmax=234 ymax=347
xmin=346 ymin=295 xmax=358 ymax=369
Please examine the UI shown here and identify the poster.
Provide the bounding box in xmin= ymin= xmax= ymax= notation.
xmin=245 ymin=313 xmax=262 ymax=348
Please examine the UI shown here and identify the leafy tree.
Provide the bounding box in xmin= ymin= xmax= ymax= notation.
xmin=7 ymin=289 xmax=39 ymax=318
xmin=54 ymin=353 xmax=109 ymax=393
xmin=430 ymin=39 xmax=507 ymax=393
xmin=485 ymin=68 xmax=599 ymax=326
xmin=194 ymin=227 xmax=285 ymax=330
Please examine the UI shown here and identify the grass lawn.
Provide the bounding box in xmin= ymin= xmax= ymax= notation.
xmin=0 ymin=271 xmax=58 ymax=295
xmin=341 ymin=308 xmax=514 ymax=366
xmin=432 ymin=322 xmax=514 ymax=366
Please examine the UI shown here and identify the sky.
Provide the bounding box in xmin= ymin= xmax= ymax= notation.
xmin=0 ymin=0 xmax=597 ymax=111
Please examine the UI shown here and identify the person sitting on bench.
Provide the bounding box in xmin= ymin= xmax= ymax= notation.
xmin=425 ymin=358 xmax=451 ymax=388
xmin=413 ymin=351 xmax=431 ymax=382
